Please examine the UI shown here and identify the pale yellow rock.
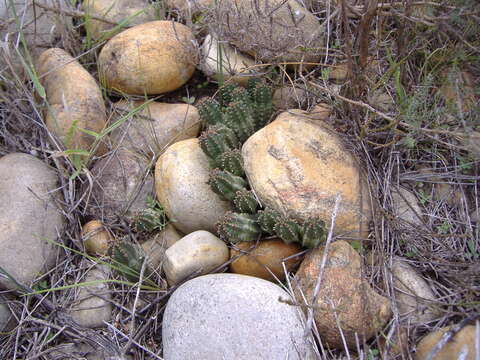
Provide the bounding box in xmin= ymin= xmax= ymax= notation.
xmin=391 ymin=257 xmax=441 ymax=324
xmin=98 ymin=21 xmax=197 ymax=95
xmin=391 ymin=187 xmax=423 ymax=226
xmin=141 ymin=224 xmax=183 ymax=272
xmin=83 ymin=0 xmax=157 ymax=40
xmin=294 ymin=240 xmax=392 ymax=349
xmin=242 ymin=112 xmax=372 ymax=237
xmin=110 ymin=101 xmax=201 ymax=156
xmin=36 ymin=48 xmax=107 ymax=155
xmin=201 ymin=34 xmax=264 ymax=86
xmin=70 ymin=264 xmax=112 ymax=328
xmin=81 ymin=220 xmax=112 ymax=256
xmin=415 ymin=325 xmax=478 ymax=360
xmin=155 ymin=138 xmax=232 ymax=234
xmin=214 ymin=0 xmax=323 ymax=63
xmin=163 ymin=231 xmax=229 ymax=285
xmin=272 ymin=86 xmax=309 ymax=110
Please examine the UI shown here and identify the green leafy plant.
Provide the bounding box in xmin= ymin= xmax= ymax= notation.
xmin=134 ymin=196 xmax=167 ymax=233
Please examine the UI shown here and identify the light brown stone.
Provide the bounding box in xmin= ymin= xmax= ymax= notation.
xmin=242 ymin=112 xmax=372 ymax=238
xmin=155 ymin=138 xmax=232 ymax=234
xmin=81 ymin=220 xmax=113 ymax=256
xmin=214 ymin=0 xmax=323 ymax=63
xmin=391 ymin=187 xmax=423 ymax=226
xmin=110 ymin=101 xmax=201 ymax=156
xmin=294 ymin=240 xmax=392 ymax=349
xmin=201 ymin=34 xmax=264 ymax=86
xmin=88 ymin=148 xmax=155 ymax=221
xmin=83 ymin=0 xmax=157 ymax=41
xmin=272 ymin=86 xmax=309 ymax=110
xmin=415 ymin=325 xmax=477 ymax=360
xmin=391 ymin=258 xmax=441 ymax=324
xmin=141 ymin=224 xmax=183 ymax=272
xmin=98 ymin=21 xmax=197 ymax=95
xmin=230 ymin=239 xmax=302 ymax=282
xmin=163 ymin=231 xmax=229 ymax=285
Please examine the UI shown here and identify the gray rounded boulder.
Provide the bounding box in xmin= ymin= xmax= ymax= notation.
xmin=162 ymin=273 xmax=315 ymax=360
xmin=0 ymin=153 xmax=65 ymax=289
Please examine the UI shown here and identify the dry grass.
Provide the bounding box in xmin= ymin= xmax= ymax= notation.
xmin=1 ymin=0 xmax=479 ymax=359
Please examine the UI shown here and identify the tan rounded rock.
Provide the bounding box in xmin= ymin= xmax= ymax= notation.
xmin=83 ymin=0 xmax=157 ymax=41
xmin=391 ymin=187 xmax=423 ymax=226
xmin=166 ymin=0 xmax=213 ymax=15
xmin=81 ymin=220 xmax=113 ymax=256
xmin=141 ymin=224 xmax=183 ymax=272
xmin=201 ymin=34 xmax=263 ymax=86
xmin=294 ymin=240 xmax=392 ymax=349
xmin=70 ymin=264 xmax=112 ymax=328
xmin=415 ymin=325 xmax=477 ymax=360
xmin=88 ymin=148 xmax=155 ymax=221
xmin=36 ymin=48 xmax=107 ymax=155
xmin=242 ymin=112 xmax=372 ymax=238
xmin=163 ymin=231 xmax=229 ymax=285
xmin=98 ymin=21 xmax=197 ymax=95
xmin=230 ymin=239 xmax=302 ymax=282
xmin=155 ymin=138 xmax=232 ymax=234
xmin=272 ymin=86 xmax=309 ymax=110
xmin=391 ymin=257 xmax=441 ymax=324
xmin=214 ymin=0 xmax=323 ymax=63
xmin=110 ymin=101 xmax=201 ymax=156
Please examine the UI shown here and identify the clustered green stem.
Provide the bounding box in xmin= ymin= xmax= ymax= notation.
xmin=198 ymin=79 xmax=326 ymax=249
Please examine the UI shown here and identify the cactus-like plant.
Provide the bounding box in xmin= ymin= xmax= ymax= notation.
xmin=274 ymin=217 xmax=303 ymax=244
xmin=251 ymin=82 xmax=273 ymax=129
xmin=198 ymin=124 xmax=239 ymax=160
xmin=217 ymin=148 xmax=245 ymax=177
xmin=198 ymin=98 xmax=223 ymax=126
xmin=218 ymin=83 xmax=239 ymax=106
xmin=301 ymin=218 xmax=326 ymax=248
xmin=223 ymin=101 xmax=256 ymax=143
xmin=257 ymin=207 xmax=281 ymax=234
xmin=216 ymin=211 xmax=261 ymax=243
xmin=208 ymin=169 xmax=248 ymax=201
xmin=233 ymin=189 xmax=259 ymax=213
xmin=110 ymin=241 xmax=151 ymax=283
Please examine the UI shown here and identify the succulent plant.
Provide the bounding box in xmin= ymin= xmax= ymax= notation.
xmin=110 ymin=241 xmax=151 ymax=283
xmin=251 ymin=82 xmax=273 ymax=129
xmin=198 ymin=98 xmax=223 ymax=126
xmin=218 ymin=83 xmax=239 ymax=106
xmin=217 ymin=148 xmax=245 ymax=177
xmin=233 ymin=189 xmax=259 ymax=214
xmin=223 ymin=101 xmax=256 ymax=143
xmin=301 ymin=218 xmax=326 ymax=248
xmin=134 ymin=196 xmax=167 ymax=233
xmin=257 ymin=207 xmax=281 ymax=234
xmin=274 ymin=217 xmax=303 ymax=244
xmin=208 ymin=169 xmax=248 ymax=201
xmin=247 ymin=78 xmax=263 ymax=98
xmin=216 ymin=211 xmax=261 ymax=243
xmin=198 ymin=124 xmax=239 ymax=160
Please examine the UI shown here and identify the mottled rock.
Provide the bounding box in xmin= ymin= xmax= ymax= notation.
xmin=141 ymin=224 xmax=183 ymax=273
xmin=110 ymin=101 xmax=201 ymax=157
xmin=272 ymin=86 xmax=309 ymax=110
xmin=201 ymin=34 xmax=263 ymax=85
xmin=392 ymin=258 xmax=441 ymax=324
xmin=230 ymin=239 xmax=302 ymax=282
xmin=214 ymin=0 xmax=323 ymax=64
xmin=391 ymin=187 xmax=423 ymax=226
xmin=162 ymin=273 xmax=315 ymax=359
xmin=0 ymin=298 xmax=14 ymax=332
xmin=155 ymin=138 xmax=232 ymax=234
xmin=242 ymin=112 xmax=372 ymax=237
xmin=0 ymin=153 xmax=65 ymax=289
xmin=163 ymin=231 xmax=229 ymax=285
xmin=83 ymin=0 xmax=157 ymax=40
xmin=88 ymin=148 xmax=154 ymax=221
xmin=415 ymin=325 xmax=477 ymax=360
xmin=294 ymin=240 xmax=392 ymax=349
xmin=81 ymin=220 xmax=112 ymax=256
xmin=70 ymin=264 xmax=112 ymax=328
